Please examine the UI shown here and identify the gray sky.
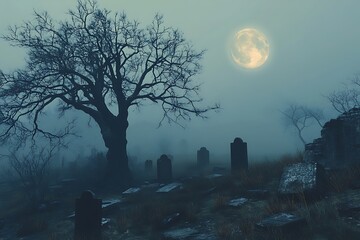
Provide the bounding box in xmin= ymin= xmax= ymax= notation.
xmin=1 ymin=0 xmax=360 ymax=162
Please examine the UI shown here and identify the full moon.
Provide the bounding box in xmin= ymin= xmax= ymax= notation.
xmin=230 ymin=28 xmax=270 ymax=69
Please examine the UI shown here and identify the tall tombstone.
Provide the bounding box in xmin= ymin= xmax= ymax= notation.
xmin=231 ymin=137 xmax=248 ymax=173
xmin=74 ymin=190 xmax=102 ymax=240
xmin=197 ymin=147 xmax=210 ymax=169
xmin=157 ymin=154 xmax=172 ymax=183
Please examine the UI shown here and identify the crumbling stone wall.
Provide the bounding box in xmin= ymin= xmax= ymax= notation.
xmin=305 ymin=108 xmax=360 ymax=169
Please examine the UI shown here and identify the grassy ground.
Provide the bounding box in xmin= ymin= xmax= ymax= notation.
xmin=1 ymin=153 xmax=360 ymax=239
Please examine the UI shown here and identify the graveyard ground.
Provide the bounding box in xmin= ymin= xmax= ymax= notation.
xmin=1 ymin=153 xmax=360 ymax=239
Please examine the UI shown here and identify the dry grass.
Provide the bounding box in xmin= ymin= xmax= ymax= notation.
xmin=233 ymin=152 xmax=303 ymax=190
xmin=213 ymin=194 xmax=230 ymax=211
xmin=3 ymin=151 xmax=360 ymax=239
xmin=327 ymin=165 xmax=360 ymax=192
xmin=17 ymin=216 xmax=48 ymax=237
xmin=265 ymin=196 xmax=299 ymax=215
xmin=216 ymin=223 xmax=242 ymax=240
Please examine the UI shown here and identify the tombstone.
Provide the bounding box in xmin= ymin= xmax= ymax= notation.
xmin=230 ymin=137 xmax=248 ymax=173
xmin=157 ymin=154 xmax=172 ymax=183
xmin=74 ymin=190 xmax=102 ymax=240
xmin=197 ymin=147 xmax=210 ymax=169
xmin=278 ymin=162 xmax=327 ymax=197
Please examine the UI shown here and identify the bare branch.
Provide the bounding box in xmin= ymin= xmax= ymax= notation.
xmin=281 ymin=104 xmax=324 ymax=146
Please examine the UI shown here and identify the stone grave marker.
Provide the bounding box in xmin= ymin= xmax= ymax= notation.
xmin=157 ymin=154 xmax=172 ymax=183
xmin=278 ymin=162 xmax=327 ymax=197
xmin=230 ymin=137 xmax=248 ymax=173
xmin=74 ymin=190 xmax=102 ymax=240
xmin=197 ymin=147 xmax=210 ymax=169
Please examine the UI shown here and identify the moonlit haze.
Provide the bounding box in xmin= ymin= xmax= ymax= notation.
xmin=1 ymin=0 xmax=360 ymax=164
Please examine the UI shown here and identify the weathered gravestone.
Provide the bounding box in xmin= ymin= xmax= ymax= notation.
xmin=74 ymin=190 xmax=102 ymax=240
xmin=231 ymin=137 xmax=248 ymax=173
xmin=278 ymin=162 xmax=327 ymax=197
xmin=157 ymin=154 xmax=172 ymax=183
xmin=197 ymin=147 xmax=210 ymax=169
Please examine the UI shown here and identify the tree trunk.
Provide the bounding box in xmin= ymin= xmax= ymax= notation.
xmin=99 ymin=111 xmax=132 ymax=188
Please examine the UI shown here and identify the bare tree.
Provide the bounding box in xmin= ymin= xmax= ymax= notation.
xmin=0 ymin=0 xmax=218 ymax=185
xmin=328 ymin=75 xmax=360 ymax=113
xmin=281 ymin=104 xmax=324 ymax=146
xmin=5 ymin=142 xmax=57 ymax=208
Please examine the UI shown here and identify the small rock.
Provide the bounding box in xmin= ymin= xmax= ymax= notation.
xmin=228 ymin=197 xmax=248 ymax=207
xmin=161 ymin=213 xmax=181 ymax=228
xmin=101 ymin=218 xmax=110 ymax=226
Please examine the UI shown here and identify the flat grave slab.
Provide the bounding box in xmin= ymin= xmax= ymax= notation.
xmin=122 ymin=187 xmax=141 ymax=194
xmin=256 ymin=212 xmax=306 ymax=231
xmin=156 ymin=182 xmax=183 ymax=193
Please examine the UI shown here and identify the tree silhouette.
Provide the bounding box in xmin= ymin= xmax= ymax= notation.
xmin=0 ymin=0 xmax=218 ymax=185
xmin=327 ymin=74 xmax=360 ymax=113
xmin=281 ymin=104 xmax=324 ymax=146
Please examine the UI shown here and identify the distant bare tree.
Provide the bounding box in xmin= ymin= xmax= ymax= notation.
xmin=327 ymin=75 xmax=360 ymax=113
xmin=281 ymin=104 xmax=324 ymax=146
xmin=5 ymin=141 xmax=58 ymax=208
xmin=0 ymin=0 xmax=218 ymax=186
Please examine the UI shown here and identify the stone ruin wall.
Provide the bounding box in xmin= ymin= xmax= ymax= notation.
xmin=304 ymin=108 xmax=360 ymax=169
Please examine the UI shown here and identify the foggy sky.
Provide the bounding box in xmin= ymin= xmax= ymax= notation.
xmin=1 ymin=1 xmax=360 ymax=162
